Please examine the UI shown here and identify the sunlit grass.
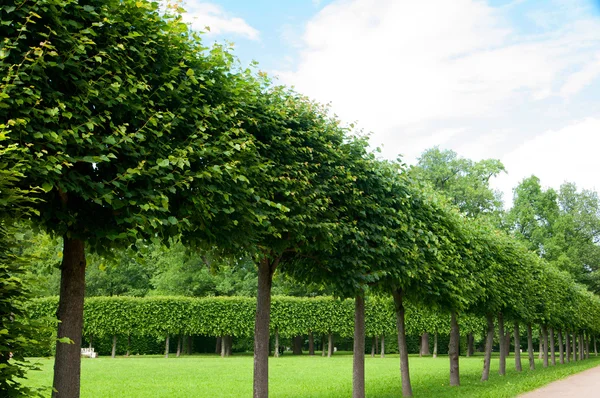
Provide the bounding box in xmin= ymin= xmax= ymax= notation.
xmin=21 ymin=352 xmax=600 ymax=397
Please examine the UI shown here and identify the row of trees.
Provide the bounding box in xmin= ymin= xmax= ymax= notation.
xmin=3 ymin=2 xmax=600 ymax=398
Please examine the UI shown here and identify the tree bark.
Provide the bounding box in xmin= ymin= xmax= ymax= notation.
xmin=558 ymin=330 xmax=564 ymax=365
xmin=538 ymin=337 xmax=543 ymax=360
xmin=527 ymin=324 xmax=535 ymax=370
xmin=371 ymin=336 xmax=375 ymax=358
xmin=392 ymin=288 xmax=413 ymax=397
xmin=449 ymin=311 xmax=460 ymax=386
xmin=566 ymin=332 xmax=571 ymax=363
xmin=375 ymin=335 xmax=379 ymax=355
xmin=309 ymin=331 xmax=315 ymax=356
xmin=481 ymin=313 xmax=494 ymax=382
xmin=253 ymin=256 xmax=277 ymax=398
xmin=216 ymin=337 xmax=222 ymax=354
xmin=585 ymin=332 xmax=590 ymax=360
xmin=52 ymin=237 xmax=86 ymax=398
xmin=504 ymin=329 xmax=511 ymax=358
xmin=420 ymin=333 xmax=430 ymax=356
xmin=221 ymin=334 xmax=226 ymax=357
xmin=293 ymin=335 xmax=303 ymax=355
xmin=579 ymin=333 xmax=584 ymax=360
xmin=111 ymin=335 xmax=117 ymax=359
xmin=574 ymin=332 xmax=578 ymax=362
xmin=226 ymin=336 xmax=232 ymax=356
xmin=165 ymin=335 xmax=170 ymax=358
xmin=126 ymin=334 xmax=130 ymax=357
xmin=594 ymin=335 xmax=597 ymax=356
xmin=514 ymin=323 xmax=522 ymax=372
xmin=274 ymin=329 xmax=280 ymax=358
xmin=433 ymin=332 xmax=438 ymax=359
xmin=176 ymin=335 xmax=181 ymax=357
xmin=380 ymin=334 xmax=385 ymax=359
xmin=549 ymin=327 xmax=555 ymax=366
xmin=88 ymin=334 xmax=93 ymax=350
xmin=467 ymin=333 xmax=474 ymax=357
xmin=322 ymin=335 xmax=326 ymax=357
xmin=498 ymin=313 xmax=506 ymax=376
xmin=328 ymin=333 xmax=334 ymax=357
xmin=541 ymin=325 xmax=549 ymax=367
xmin=353 ymin=295 xmax=366 ymax=398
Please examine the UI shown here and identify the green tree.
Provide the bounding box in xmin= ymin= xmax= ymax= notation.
xmin=1 ymin=1 xmax=261 ymax=396
xmin=412 ymin=147 xmax=505 ymax=219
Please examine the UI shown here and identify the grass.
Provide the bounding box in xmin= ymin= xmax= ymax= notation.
xmin=20 ymin=352 xmax=600 ymax=397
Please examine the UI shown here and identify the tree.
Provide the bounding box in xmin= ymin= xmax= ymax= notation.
xmin=0 ymin=136 xmax=46 ymax=397
xmin=412 ymin=147 xmax=505 ymax=219
xmin=1 ymin=1 xmax=260 ymax=396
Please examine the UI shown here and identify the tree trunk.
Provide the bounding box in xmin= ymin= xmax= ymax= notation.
xmin=371 ymin=336 xmax=375 ymax=358
xmin=328 ymin=333 xmax=334 ymax=357
xmin=392 ymin=289 xmax=412 ymax=397
xmin=504 ymin=328 xmax=510 ymax=358
xmin=176 ymin=335 xmax=181 ymax=358
xmin=481 ymin=313 xmax=494 ymax=382
xmin=52 ymin=237 xmax=86 ymax=398
xmin=322 ymin=335 xmax=326 ymax=357
xmin=498 ymin=313 xmax=506 ymax=376
xmin=274 ymin=329 xmax=280 ymax=358
xmin=165 ymin=335 xmax=170 ymax=358
xmin=558 ymin=330 xmax=564 ymax=365
xmin=514 ymin=323 xmax=522 ymax=372
xmin=226 ymin=335 xmax=232 ymax=356
xmin=433 ymin=332 xmax=438 ymax=359
xmin=541 ymin=325 xmax=548 ymax=367
xmin=188 ymin=335 xmax=193 ymax=355
xmin=585 ymin=332 xmax=590 ymax=359
xmin=253 ymin=256 xmax=277 ymax=398
xmin=111 ymin=335 xmax=117 ymax=359
xmin=420 ymin=333 xmax=430 ymax=356
xmin=309 ymin=331 xmax=315 ymax=356
xmin=221 ymin=334 xmax=226 ymax=357
xmin=580 ymin=333 xmax=584 ymax=360
xmin=573 ymin=332 xmax=578 ymax=362
xmin=527 ymin=324 xmax=535 ymax=370
xmin=126 ymin=334 xmax=130 ymax=357
xmin=380 ymin=334 xmax=385 ymax=359
xmin=594 ymin=335 xmax=597 ymax=356
xmin=353 ymin=295 xmax=365 ymax=398
xmin=566 ymin=332 xmax=571 ymax=363
xmin=375 ymin=336 xmax=379 ymax=355
xmin=548 ymin=327 xmax=555 ymax=366
xmin=538 ymin=338 xmax=543 ymax=360
xmin=467 ymin=333 xmax=474 ymax=357
xmin=88 ymin=334 xmax=93 ymax=350
xmin=293 ymin=335 xmax=303 ymax=355
xmin=216 ymin=337 xmax=222 ymax=354
xmin=449 ymin=311 xmax=460 ymax=386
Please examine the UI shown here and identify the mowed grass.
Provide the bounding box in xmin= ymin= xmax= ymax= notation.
xmin=21 ymin=352 xmax=600 ymax=397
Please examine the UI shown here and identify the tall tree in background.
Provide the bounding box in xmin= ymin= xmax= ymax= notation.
xmin=411 ymin=147 xmax=505 ymax=219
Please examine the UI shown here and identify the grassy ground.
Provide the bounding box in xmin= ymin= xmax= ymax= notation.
xmin=21 ymin=352 xmax=600 ymax=397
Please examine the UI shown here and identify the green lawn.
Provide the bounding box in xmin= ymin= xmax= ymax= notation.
xmin=21 ymin=353 xmax=600 ymax=397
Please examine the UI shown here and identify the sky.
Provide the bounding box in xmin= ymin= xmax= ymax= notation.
xmin=177 ymin=0 xmax=600 ymax=205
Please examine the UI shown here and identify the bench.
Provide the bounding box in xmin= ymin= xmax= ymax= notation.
xmin=81 ymin=347 xmax=98 ymax=358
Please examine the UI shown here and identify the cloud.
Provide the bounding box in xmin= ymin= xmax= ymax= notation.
xmin=276 ymin=0 xmax=600 ymax=165
xmin=491 ymin=118 xmax=600 ymax=204
xmin=181 ymin=2 xmax=259 ymax=40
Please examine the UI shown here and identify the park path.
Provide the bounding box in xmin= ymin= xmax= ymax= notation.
xmin=519 ymin=365 xmax=600 ymax=397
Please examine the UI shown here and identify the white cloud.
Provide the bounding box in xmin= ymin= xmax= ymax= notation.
xmin=181 ymin=2 xmax=259 ymax=40
xmin=560 ymin=53 xmax=600 ymax=98
xmin=276 ymin=0 xmax=600 ymax=169
xmin=492 ymin=118 xmax=600 ymax=204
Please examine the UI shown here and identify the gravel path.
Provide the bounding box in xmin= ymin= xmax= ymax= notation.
xmin=519 ymin=365 xmax=600 ymax=397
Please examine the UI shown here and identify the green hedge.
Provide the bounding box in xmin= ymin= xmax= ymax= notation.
xmin=28 ymin=296 xmax=485 ymax=341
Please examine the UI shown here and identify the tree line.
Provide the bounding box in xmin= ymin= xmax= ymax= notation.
xmin=3 ymin=1 xmax=600 ymax=398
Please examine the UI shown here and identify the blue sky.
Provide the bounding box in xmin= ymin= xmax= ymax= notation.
xmin=180 ymin=0 xmax=600 ymax=204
